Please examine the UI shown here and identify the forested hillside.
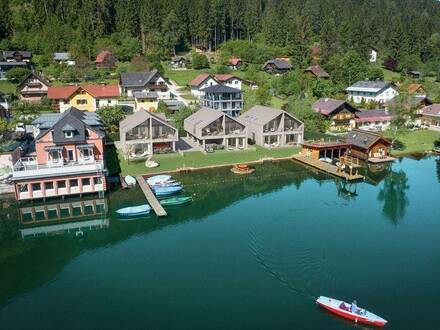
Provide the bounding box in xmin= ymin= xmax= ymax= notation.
xmin=1 ymin=0 xmax=440 ymax=66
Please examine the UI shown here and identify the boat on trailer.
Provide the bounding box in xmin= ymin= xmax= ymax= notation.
xmin=316 ymin=296 xmax=387 ymax=327
xmin=116 ymin=204 xmax=151 ymax=217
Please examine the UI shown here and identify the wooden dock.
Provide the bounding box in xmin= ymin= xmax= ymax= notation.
xmin=292 ymin=155 xmax=364 ymax=181
xmin=135 ymin=176 xmax=167 ymax=217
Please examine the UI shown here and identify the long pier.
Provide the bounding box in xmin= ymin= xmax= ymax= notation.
xmin=135 ymin=176 xmax=167 ymax=217
xmin=292 ymin=155 xmax=364 ymax=181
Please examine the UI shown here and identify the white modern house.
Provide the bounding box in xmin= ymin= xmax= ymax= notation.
xmin=346 ymin=81 xmax=398 ymax=104
xmin=189 ymin=73 xmax=243 ymax=98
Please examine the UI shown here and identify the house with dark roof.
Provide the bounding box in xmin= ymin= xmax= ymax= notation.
xmin=304 ymin=65 xmax=330 ymax=79
xmin=346 ymin=81 xmax=398 ymax=104
xmin=184 ymin=108 xmax=247 ymax=150
xmin=238 ymin=105 xmax=304 ymax=147
xmin=53 ymin=52 xmax=75 ymax=66
xmin=48 ymin=84 xmax=120 ymax=112
xmin=200 ymin=84 xmax=243 ymax=117
xmin=407 ymin=84 xmax=426 ymax=96
xmin=119 ymin=70 xmax=170 ymax=99
xmin=3 ymin=51 xmax=32 ymax=63
xmin=312 ymin=98 xmax=359 ymax=131
xmin=417 ymin=104 xmax=440 ymax=131
xmin=18 ymin=73 xmax=51 ymax=103
xmin=189 ymin=73 xmax=243 ymax=98
xmin=346 ymin=129 xmax=392 ymax=162
xmin=11 ymin=107 xmax=107 ymax=201
xmin=355 ymin=109 xmax=395 ymax=131
xmin=262 ymin=59 xmax=292 ymax=74
xmin=170 ymin=56 xmax=186 ymax=68
xmin=95 ymin=50 xmax=116 ymax=68
xmin=133 ymin=92 xmax=159 ymax=112
xmin=119 ymin=110 xmax=178 ymax=158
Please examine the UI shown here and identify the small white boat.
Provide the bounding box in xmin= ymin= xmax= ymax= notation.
xmin=316 ymin=296 xmax=387 ymax=327
xmin=116 ymin=204 xmax=151 ymax=217
xmin=124 ymin=175 xmax=137 ymax=186
xmin=146 ymin=175 xmax=172 ymax=186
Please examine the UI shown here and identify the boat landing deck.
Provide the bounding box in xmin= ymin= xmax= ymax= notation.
xmin=135 ymin=176 xmax=167 ymax=217
xmin=292 ymin=155 xmax=365 ymax=181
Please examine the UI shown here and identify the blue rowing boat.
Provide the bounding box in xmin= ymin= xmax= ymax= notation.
xmin=153 ymin=185 xmax=183 ymax=196
xmin=116 ymin=204 xmax=151 ymax=216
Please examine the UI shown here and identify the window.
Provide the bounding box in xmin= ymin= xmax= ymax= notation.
xmin=94 ymin=177 xmax=102 ymax=185
xmin=57 ymin=181 xmax=66 ymax=189
xmin=85 ymin=130 xmax=89 ymax=138
xmin=65 ymin=131 xmax=73 ymax=138
xmin=83 ymin=148 xmax=91 ymax=160
xmin=70 ymin=179 xmax=78 ymax=187
xmin=77 ymin=99 xmax=87 ymax=105
xmin=107 ymin=100 xmax=111 ymax=104
xmin=19 ymin=184 xmax=28 ymax=192
xmin=32 ymin=183 xmax=41 ymax=191
xmin=82 ymin=178 xmax=90 ymax=186
xmin=45 ymin=182 xmax=54 ymax=190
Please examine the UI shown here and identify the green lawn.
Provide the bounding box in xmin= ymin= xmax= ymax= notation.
xmin=114 ymin=145 xmax=300 ymax=176
xmin=384 ymin=129 xmax=440 ymax=156
xmin=0 ymin=81 xmax=17 ymax=94
xmin=164 ymin=68 xmax=204 ymax=86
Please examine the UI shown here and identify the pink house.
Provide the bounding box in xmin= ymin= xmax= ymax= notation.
xmin=11 ymin=107 xmax=107 ymax=201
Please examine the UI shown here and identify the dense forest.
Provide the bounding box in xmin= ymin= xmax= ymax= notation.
xmin=1 ymin=0 xmax=440 ymax=68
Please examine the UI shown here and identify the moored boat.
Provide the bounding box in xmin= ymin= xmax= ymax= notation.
xmin=116 ymin=204 xmax=151 ymax=217
xmin=160 ymin=196 xmax=192 ymax=206
xmin=153 ymin=185 xmax=183 ymax=196
xmin=146 ymin=175 xmax=172 ymax=186
xmin=316 ymin=296 xmax=387 ymax=327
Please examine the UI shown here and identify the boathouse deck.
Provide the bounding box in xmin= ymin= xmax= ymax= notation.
xmin=135 ymin=176 xmax=167 ymax=217
xmin=292 ymin=155 xmax=364 ymax=181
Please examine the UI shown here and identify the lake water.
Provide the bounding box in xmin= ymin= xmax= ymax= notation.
xmin=0 ymin=156 xmax=439 ymax=329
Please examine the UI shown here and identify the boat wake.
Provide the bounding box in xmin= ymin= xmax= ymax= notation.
xmin=248 ymin=227 xmax=317 ymax=301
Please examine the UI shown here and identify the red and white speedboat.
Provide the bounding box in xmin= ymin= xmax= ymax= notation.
xmin=316 ymin=296 xmax=387 ymax=327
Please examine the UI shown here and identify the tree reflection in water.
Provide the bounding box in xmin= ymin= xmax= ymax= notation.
xmin=377 ymin=169 xmax=410 ymax=224
xmin=436 ymin=159 xmax=440 ymax=183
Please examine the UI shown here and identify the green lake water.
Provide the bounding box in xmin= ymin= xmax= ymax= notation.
xmin=0 ymin=156 xmax=439 ymax=329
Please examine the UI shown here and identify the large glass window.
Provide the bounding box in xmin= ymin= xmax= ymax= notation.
xmin=126 ymin=119 xmax=150 ymax=140
xmin=32 ymin=183 xmax=41 ymax=191
xmin=152 ymin=119 xmax=176 ymax=139
xmin=82 ymin=178 xmax=91 ymax=186
xmin=70 ymin=179 xmax=78 ymax=187
xmin=45 ymin=182 xmax=54 ymax=190
xmin=57 ymin=180 xmax=66 ymax=189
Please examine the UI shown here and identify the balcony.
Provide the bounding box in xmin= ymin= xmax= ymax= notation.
xmin=13 ymin=157 xmax=105 ymax=180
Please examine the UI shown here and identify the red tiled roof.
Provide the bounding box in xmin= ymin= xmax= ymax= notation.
xmin=407 ymin=84 xmax=425 ymax=94
xmin=82 ymin=84 xmax=119 ymax=97
xmin=95 ymin=50 xmax=113 ymax=63
xmin=214 ymin=74 xmax=238 ymax=82
xmin=47 ymin=84 xmax=119 ymax=100
xmin=312 ymin=98 xmax=358 ymax=116
xmin=189 ymin=73 xmax=211 ymax=87
xmin=47 ymin=85 xmax=79 ymax=100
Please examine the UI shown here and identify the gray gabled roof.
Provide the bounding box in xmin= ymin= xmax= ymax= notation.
xmin=119 ymin=110 xmax=176 ymax=133
xmin=239 ymin=105 xmax=284 ymax=126
xmin=346 ymin=81 xmax=393 ymax=93
xmin=262 ymin=59 xmax=292 ymax=70
xmin=346 ymin=129 xmax=390 ymax=150
xmin=133 ymin=91 xmax=158 ymax=99
xmin=53 ymin=52 xmax=71 ymax=61
xmin=120 ymin=70 xmax=161 ymax=87
xmin=33 ymin=109 xmax=102 ymax=130
xmin=200 ymin=84 xmax=241 ymax=94
xmin=184 ymin=108 xmax=224 ymax=130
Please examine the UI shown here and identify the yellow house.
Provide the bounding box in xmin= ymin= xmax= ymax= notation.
xmin=48 ymin=84 xmax=120 ymax=112
xmin=134 ymin=92 xmax=159 ymax=112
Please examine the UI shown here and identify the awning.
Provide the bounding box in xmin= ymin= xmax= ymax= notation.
xmin=77 ymin=144 xmax=94 ymax=149
xmin=44 ymin=146 xmax=63 ymax=151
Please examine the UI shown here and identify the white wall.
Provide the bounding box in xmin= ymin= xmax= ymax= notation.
xmin=348 ymin=87 xmax=398 ymax=104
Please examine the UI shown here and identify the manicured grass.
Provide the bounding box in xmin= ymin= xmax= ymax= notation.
xmin=382 ymin=69 xmax=400 ymax=81
xmin=164 ymin=68 xmax=204 ymax=86
xmin=0 ymin=81 xmax=17 ymax=94
xmin=117 ymin=145 xmax=300 ymax=176
xmin=384 ymin=129 xmax=440 ymax=156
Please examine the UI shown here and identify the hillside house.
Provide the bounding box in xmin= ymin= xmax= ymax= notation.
xmin=304 ymin=65 xmax=330 ymax=79
xmin=18 ymin=73 xmax=51 ymax=103
xmin=53 ymin=52 xmax=75 ymax=66
xmin=48 ymin=84 xmax=119 ymax=112
xmin=95 ymin=50 xmax=116 ymax=69
xmin=262 ymin=59 xmax=292 ymax=74
xmin=355 ymin=109 xmax=394 ymax=131
xmin=119 ymin=70 xmax=170 ymax=99
xmin=346 ymin=81 xmax=398 ymax=104
xmin=312 ymin=98 xmax=359 ymax=131
xmin=200 ymin=84 xmax=243 ymax=117
xmin=346 ymin=129 xmax=392 ymax=162
xmin=417 ymin=104 xmax=440 ymax=131
xmin=3 ymin=51 xmax=32 ymax=63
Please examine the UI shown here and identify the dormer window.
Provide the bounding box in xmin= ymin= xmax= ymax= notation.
xmin=65 ymin=131 xmax=73 ymax=138
xmin=62 ymin=124 xmax=75 ymax=138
